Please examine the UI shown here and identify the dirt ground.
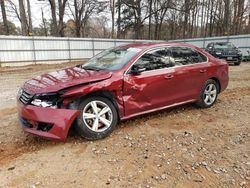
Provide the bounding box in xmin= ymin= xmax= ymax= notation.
xmin=0 ymin=62 xmax=249 ymax=188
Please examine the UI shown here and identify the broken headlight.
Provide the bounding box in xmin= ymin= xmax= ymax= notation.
xmin=31 ymin=93 xmax=60 ymax=109
xmin=31 ymin=99 xmax=57 ymax=108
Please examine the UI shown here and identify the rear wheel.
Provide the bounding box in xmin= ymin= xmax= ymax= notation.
xmin=196 ymin=79 xmax=219 ymax=108
xmin=76 ymin=96 xmax=118 ymax=140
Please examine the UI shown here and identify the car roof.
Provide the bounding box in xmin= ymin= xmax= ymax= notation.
xmin=119 ymin=42 xmax=200 ymax=50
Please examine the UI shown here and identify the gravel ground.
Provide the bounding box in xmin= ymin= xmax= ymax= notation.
xmin=0 ymin=62 xmax=249 ymax=188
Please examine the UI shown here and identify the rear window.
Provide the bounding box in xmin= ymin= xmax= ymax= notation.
xmin=170 ymin=47 xmax=207 ymax=65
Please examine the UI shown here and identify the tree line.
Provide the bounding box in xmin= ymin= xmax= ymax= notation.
xmin=0 ymin=0 xmax=250 ymax=40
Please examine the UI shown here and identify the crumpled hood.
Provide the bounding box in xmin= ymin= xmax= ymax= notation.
xmin=23 ymin=67 xmax=112 ymax=94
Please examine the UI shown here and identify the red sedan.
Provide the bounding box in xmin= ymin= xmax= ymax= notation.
xmin=17 ymin=42 xmax=229 ymax=141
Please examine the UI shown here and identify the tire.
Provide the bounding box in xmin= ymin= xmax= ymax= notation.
xmin=76 ymin=96 xmax=118 ymax=140
xmin=234 ymin=61 xmax=241 ymax=66
xmin=196 ymin=79 xmax=219 ymax=108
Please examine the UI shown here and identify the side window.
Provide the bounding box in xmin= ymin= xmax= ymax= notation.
xmin=131 ymin=48 xmax=174 ymax=72
xmin=198 ymin=51 xmax=207 ymax=62
xmin=170 ymin=47 xmax=207 ymax=66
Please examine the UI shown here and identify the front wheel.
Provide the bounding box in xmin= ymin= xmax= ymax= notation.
xmin=196 ymin=79 xmax=219 ymax=108
xmin=76 ymin=96 xmax=118 ymax=140
xmin=234 ymin=60 xmax=241 ymax=66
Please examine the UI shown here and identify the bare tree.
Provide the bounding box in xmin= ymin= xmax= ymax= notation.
xmin=70 ymin=0 xmax=107 ymax=37
xmin=0 ymin=0 xmax=9 ymax=35
xmin=18 ymin=0 xmax=28 ymax=35
xmin=48 ymin=0 xmax=58 ymax=36
xmin=58 ymin=0 xmax=68 ymax=36
xmin=148 ymin=0 xmax=152 ymax=39
xmin=117 ymin=0 xmax=121 ymax=38
xmin=1 ymin=0 xmax=250 ymax=39
xmin=7 ymin=0 xmax=21 ymax=22
xmin=110 ymin=0 xmax=115 ymax=38
xmin=223 ymin=0 xmax=230 ymax=35
xmin=27 ymin=0 xmax=32 ymax=34
xmin=41 ymin=7 xmax=48 ymax=36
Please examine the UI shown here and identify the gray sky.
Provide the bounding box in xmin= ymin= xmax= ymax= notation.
xmin=0 ymin=0 xmax=51 ymax=27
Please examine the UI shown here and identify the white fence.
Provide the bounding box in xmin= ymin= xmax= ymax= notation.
xmin=0 ymin=34 xmax=250 ymax=65
xmin=0 ymin=36 xmax=156 ymax=65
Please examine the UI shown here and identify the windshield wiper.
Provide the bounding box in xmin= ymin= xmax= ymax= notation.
xmin=81 ymin=66 xmax=104 ymax=71
xmin=76 ymin=64 xmax=83 ymax=68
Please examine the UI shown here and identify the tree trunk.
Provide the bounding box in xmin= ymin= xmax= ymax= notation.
xmin=19 ymin=0 xmax=28 ymax=36
xmin=200 ymin=0 xmax=205 ymax=37
xmin=110 ymin=0 xmax=115 ymax=38
xmin=190 ymin=2 xmax=195 ymax=38
xmin=183 ymin=0 xmax=190 ymax=39
xmin=158 ymin=9 xmax=167 ymax=40
xmin=117 ymin=0 xmax=121 ymax=38
xmin=148 ymin=0 xmax=152 ymax=39
xmin=169 ymin=12 xmax=175 ymax=40
xmin=209 ymin=0 xmax=214 ymax=37
xmin=27 ymin=0 xmax=32 ymax=35
xmin=204 ymin=0 xmax=210 ymax=37
xmin=41 ymin=8 xmax=48 ymax=36
xmin=194 ymin=0 xmax=199 ymax=37
xmin=0 ymin=0 xmax=9 ymax=35
xmin=232 ymin=0 xmax=237 ymax=34
xmin=154 ymin=10 xmax=159 ymax=39
xmin=236 ymin=0 xmax=244 ymax=35
xmin=73 ymin=0 xmax=83 ymax=37
xmin=248 ymin=12 xmax=250 ymax=33
xmin=49 ymin=0 xmax=58 ymax=36
xmin=58 ymin=0 xmax=67 ymax=37
xmin=134 ymin=0 xmax=142 ymax=39
xmin=223 ymin=0 xmax=230 ymax=35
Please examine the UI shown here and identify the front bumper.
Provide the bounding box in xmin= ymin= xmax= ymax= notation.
xmin=17 ymin=101 xmax=80 ymax=141
xmin=217 ymin=55 xmax=242 ymax=62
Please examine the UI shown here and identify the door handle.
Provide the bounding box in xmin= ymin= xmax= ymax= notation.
xmin=164 ymin=74 xmax=174 ymax=79
xmin=199 ymin=69 xmax=207 ymax=73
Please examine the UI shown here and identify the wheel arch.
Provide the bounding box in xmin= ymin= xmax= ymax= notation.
xmin=77 ymin=90 xmax=121 ymax=120
xmin=208 ymin=77 xmax=221 ymax=93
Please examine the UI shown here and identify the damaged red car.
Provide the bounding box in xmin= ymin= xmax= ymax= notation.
xmin=17 ymin=42 xmax=229 ymax=141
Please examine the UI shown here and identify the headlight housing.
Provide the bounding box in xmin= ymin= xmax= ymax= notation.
xmin=31 ymin=92 xmax=60 ymax=109
xmin=215 ymin=52 xmax=222 ymax=55
xmin=31 ymin=99 xmax=57 ymax=108
xmin=17 ymin=88 xmax=23 ymax=99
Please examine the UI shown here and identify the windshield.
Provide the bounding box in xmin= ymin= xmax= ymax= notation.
xmin=81 ymin=47 xmax=141 ymax=71
xmin=214 ymin=43 xmax=235 ymax=49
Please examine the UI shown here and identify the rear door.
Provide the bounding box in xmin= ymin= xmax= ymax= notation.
xmin=169 ymin=46 xmax=209 ymax=101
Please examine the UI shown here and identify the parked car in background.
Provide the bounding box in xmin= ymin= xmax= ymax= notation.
xmin=17 ymin=42 xmax=229 ymax=141
xmin=242 ymin=50 xmax=250 ymax=62
xmin=205 ymin=42 xmax=242 ymax=65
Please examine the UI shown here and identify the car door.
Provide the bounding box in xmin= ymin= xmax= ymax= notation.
xmin=169 ymin=46 xmax=209 ymax=102
xmin=123 ymin=47 xmax=178 ymax=116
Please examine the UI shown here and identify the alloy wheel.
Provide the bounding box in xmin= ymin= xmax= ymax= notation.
xmin=82 ymin=100 xmax=113 ymax=132
xmin=203 ymin=83 xmax=217 ymax=105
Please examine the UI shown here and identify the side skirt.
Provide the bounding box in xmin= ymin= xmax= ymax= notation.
xmin=121 ymin=99 xmax=196 ymax=121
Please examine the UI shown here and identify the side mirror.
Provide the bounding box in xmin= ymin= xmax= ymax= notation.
xmin=130 ymin=65 xmax=146 ymax=75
